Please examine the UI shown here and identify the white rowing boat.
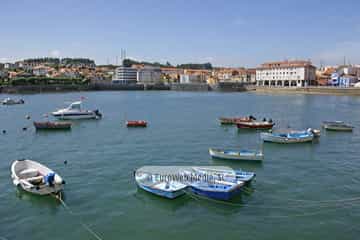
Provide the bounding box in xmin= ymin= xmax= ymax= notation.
xmin=11 ymin=159 xmax=65 ymax=195
xmin=209 ymin=148 xmax=263 ymax=161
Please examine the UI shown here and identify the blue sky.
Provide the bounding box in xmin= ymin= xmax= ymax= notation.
xmin=1 ymin=0 xmax=360 ymax=67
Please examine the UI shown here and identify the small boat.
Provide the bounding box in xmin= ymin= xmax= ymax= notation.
xmin=261 ymin=129 xmax=314 ymax=143
xmin=135 ymin=170 xmax=187 ymax=199
xmin=33 ymin=121 xmax=72 ymax=130
xmin=2 ymin=98 xmax=24 ymax=105
xmin=188 ymin=179 xmax=244 ymax=201
xmin=52 ymin=101 xmax=102 ymax=120
xmin=209 ymin=148 xmax=263 ymax=161
xmin=11 ymin=159 xmax=65 ymax=195
xmin=192 ymin=167 xmax=256 ymax=184
xmin=237 ymin=120 xmax=274 ymax=130
xmin=126 ymin=120 xmax=147 ymax=127
xmin=218 ymin=116 xmax=255 ymax=125
xmin=322 ymin=121 xmax=354 ymax=131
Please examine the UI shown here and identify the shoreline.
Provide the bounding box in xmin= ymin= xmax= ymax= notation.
xmin=1 ymin=83 xmax=360 ymax=96
xmin=253 ymin=86 xmax=360 ymax=96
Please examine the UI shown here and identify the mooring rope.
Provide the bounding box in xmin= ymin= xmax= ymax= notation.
xmin=184 ymin=189 xmax=360 ymax=212
xmin=53 ymin=194 xmax=104 ymax=240
xmin=185 ymin=190 xmax=359 ymax=219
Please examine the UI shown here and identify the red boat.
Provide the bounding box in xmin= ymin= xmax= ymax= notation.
xmin=126 ymin=120 xmax=147 ymax=127
xmin=236 ymin=121 xmax=274 ymax=130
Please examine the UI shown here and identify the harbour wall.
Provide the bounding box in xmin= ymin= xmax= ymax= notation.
xmin=2 ymin=83 xmax=360 ymax=96
xmin=253 ymin=86 xmax=360 ymax=96
xmin=170 ymin=83 xmax=210 ymax=91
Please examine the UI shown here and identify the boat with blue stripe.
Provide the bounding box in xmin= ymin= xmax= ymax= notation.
xmin=209 ymin=148 xmax=263 ymax=161
xmin=135 ymin=169 xmax=187 ymax=199
xmin=261 ymin=129 xmax=315 ymax=143
xmin=188 ymin=179 xmax=244 ymax=201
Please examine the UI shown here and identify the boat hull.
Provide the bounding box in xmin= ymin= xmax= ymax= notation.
xmin=219 ymin=117 xmax=251 ymax=125
xmin=34 ymin=121 xmax=72 ymax=130
xmin=137 ymin=182 xmax=185 ymax=199
xmin=323 ymin=125 xmax=353 ymax=131
xmin=126 ymin=121 xmax=147 ymax=127
xmin=52 ymin=113 xmax=98 ymax=120
xmin=237 ymin=122 xmax=274 ymax=130
xmin=209 ymin=148 xmax=263 ymax=161
xmin=189 ymin=184 xmax=242 ymax=201
xmin=261 ymin=133 xmax=314 ymax=143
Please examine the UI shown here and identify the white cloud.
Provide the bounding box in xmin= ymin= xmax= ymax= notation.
xmin=50 ymin=49 xmax=61 ymax=58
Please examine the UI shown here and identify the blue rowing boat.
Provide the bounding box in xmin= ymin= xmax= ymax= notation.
xmin=189 ymin=179 xmax=244 ymax=201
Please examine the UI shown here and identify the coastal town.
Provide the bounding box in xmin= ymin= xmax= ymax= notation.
xmin=1 ymin=57 xmax=360 ymax=91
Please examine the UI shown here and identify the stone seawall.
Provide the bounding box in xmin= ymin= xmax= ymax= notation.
xmin=211 ymin=82 xmax=251 ymax=92
xmin=170 ymin=83 xmax=210 ymax=91
xmin=0 ymin=83 xmax=145 ymax=93
xmin=254 ymin=86 xmax=360 ymax=96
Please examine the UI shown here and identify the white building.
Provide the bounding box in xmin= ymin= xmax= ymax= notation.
xmin=137 ymin=66 xmax=161 ymax=84
xmin=180 ymin=74 xmax=206 ymax=84
xmin=112 ymin=66 xmax=137 ymax=84
xmin=32 ymin=66 xmax=51 ymax=76
xmin=256 ymin=60 xmax=316 ymax=87
xmin=4 ymin=63 xmax=16 ymax=70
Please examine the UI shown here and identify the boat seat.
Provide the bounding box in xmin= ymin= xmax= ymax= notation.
xmin=19 ymin=168 xmax=39 ymax=178
xmin=26 ymin=176 xmax=44 ymax=185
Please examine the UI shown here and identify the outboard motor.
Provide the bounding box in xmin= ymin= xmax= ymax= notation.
xmin=269 ymin=118 xmax=273 ymax=123
xmin=44 ymin=173 xmax=56 ymax=187
xmin=94 ymin=109 xmax=102 ymax=118
xmin=44 ymin=173 xmax=64 ymax=186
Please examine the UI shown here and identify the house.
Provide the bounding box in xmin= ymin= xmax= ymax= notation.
xmin=179 ymin=69 xmax=210 ymax=84
xmin=316 ymin=67 xmax=335 ymax=86
xmin=329 ymin=65 xmax=360 ymax=87
xmin=32 ymin=66 xmax=53 ymax=76
xmin=4 ymin=63 xmax=16 ymax=70
xmin=160 ymin=67 xmax=183 ymax=83
xmin=136 ymin=66 xmax=162 ymax=84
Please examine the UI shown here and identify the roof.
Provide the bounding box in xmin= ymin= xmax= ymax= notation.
xmin=258 ymin=60 xmax=315 ymax=69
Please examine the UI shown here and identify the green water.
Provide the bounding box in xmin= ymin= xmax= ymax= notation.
xmin=0 ymin=91 xmax=360 ymax=240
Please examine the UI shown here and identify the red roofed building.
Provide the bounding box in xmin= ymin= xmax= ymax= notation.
xmin=256 ymin=60 xmax=316 ymax=87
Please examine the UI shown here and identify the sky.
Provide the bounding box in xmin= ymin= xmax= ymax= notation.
xmin=1 ymin=0 xmax=360 ymax=67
